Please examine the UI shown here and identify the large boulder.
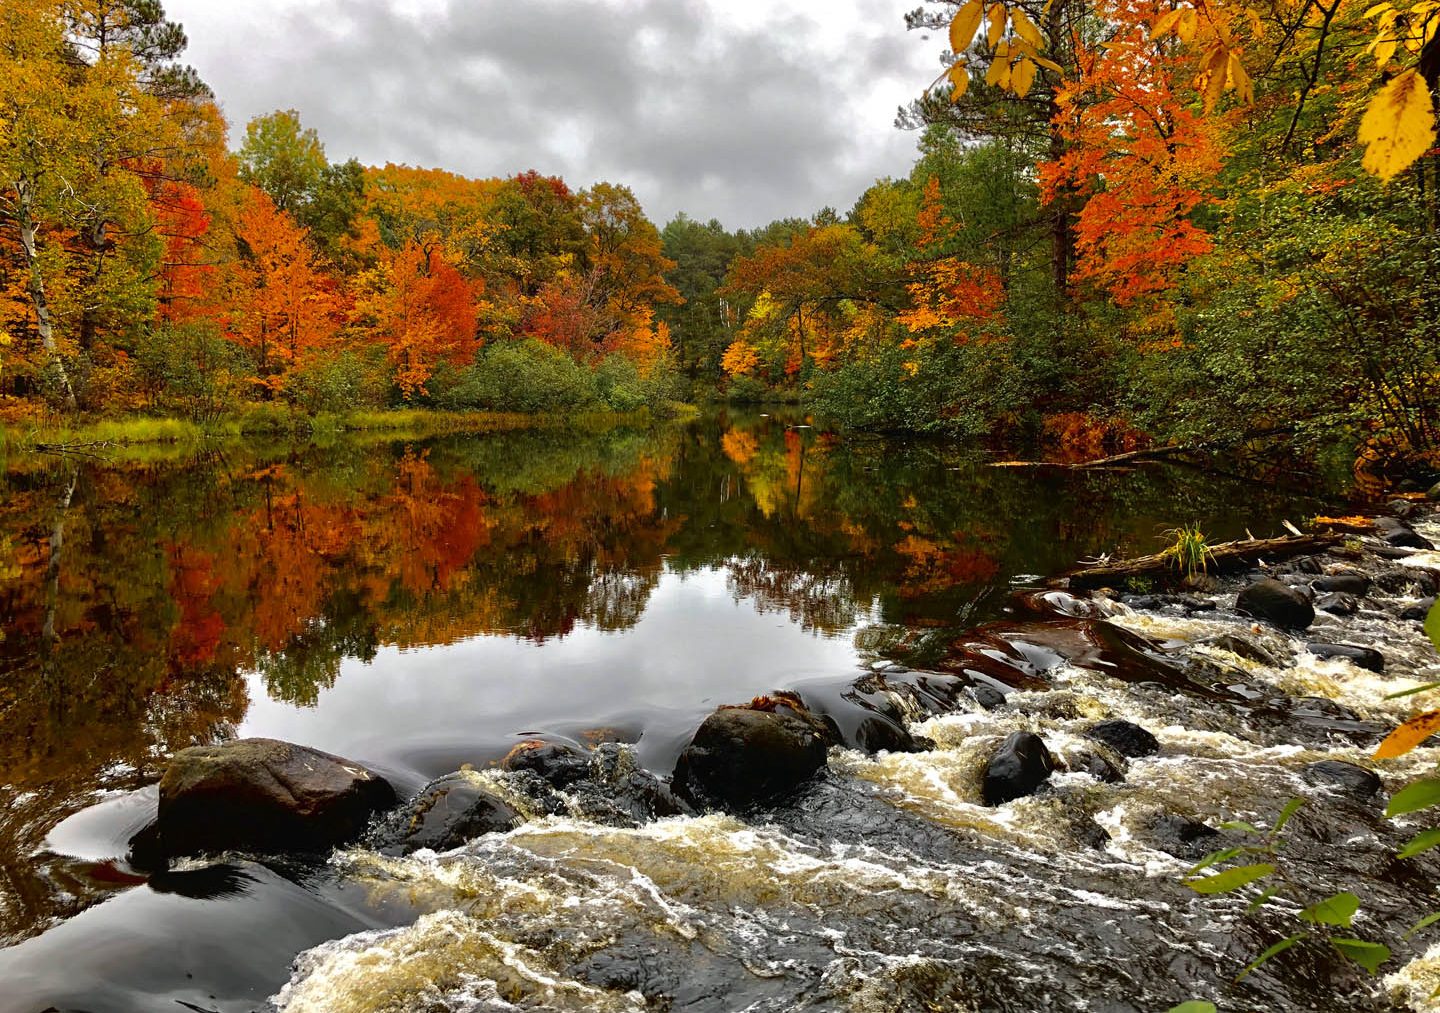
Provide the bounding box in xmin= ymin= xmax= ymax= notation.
xmin=1236 ymin=578 xmax=1315 ymax=630
xmin=673 ymin=705 xmax=829 ymax=810
xmin=1085 ymin=719 xmax=1160 ymax=758
xmin=376 ymin=771 xmax=519 ymax=854
xmin=500 ymin=740 xmax=593 ymax=787
xmin=1302 ymin=760 xmax=1382 ymax=801
xmin=982 ymin=731 xmax=1055 ymax=806
xmin=149 ymin=738 xmax=395 ymax=859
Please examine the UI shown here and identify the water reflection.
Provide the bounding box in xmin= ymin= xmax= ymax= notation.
xmin=0 ymin=410 xmax=1338 ymax=947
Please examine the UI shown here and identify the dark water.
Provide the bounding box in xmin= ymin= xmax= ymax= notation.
xmin=2 ymin=411 xmax=1434 ymax=1012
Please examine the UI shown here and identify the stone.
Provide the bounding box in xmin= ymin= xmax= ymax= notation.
xmin=1149 ymin=813 xmax=1221 ymax=861
xmin=1313 ymin=574 xmax=1370 ymax=596
xmin=981 ymin=731 xmax=1055 ymax=805
xmin=673 ymin=706 xmax=829 ymax=810
xmin=150 ymin=738 xmax=395 ymax=859
xmin=1315 ymin=592 xmax=1359 ymax=616
xmin=968 ymin=683 xmax=1008 ymax=710
xmin=379 ymin=772 xmax=519 ymax=854
xmin=1236 ymin=578 xmax=1315 ymax=630
xmin=1065 ymin=749 xmax=1125 ymax=784
xmin=1302 ymin=760 xmax=1382 ymax=800
xmin=1401 ymin=597 xmax=1436 ymax=622
xmin=1429 ymin=481 xmax=1440 ymax=501
xmin=1306 ymin=642 xmax=1384 ymax=673
xmin=1386 ymin=527 xmax=1435 ymax=551
xmin=1085 ymin=719 xmax=1161 ymax=758
xmin=499 ymin=740 xmax=593 ymax=787
xmin=1205 ymin=633 xmax=1280 ymax=667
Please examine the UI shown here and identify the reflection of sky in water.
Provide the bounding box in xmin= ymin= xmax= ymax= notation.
xmin=239 ymin=565 xmax=879 ymax=778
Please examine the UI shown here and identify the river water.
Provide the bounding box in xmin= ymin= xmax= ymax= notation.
xmin=0 ymin=411 xmax=1437 ymax=1012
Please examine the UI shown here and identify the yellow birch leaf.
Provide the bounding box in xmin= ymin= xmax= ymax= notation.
xmin=986 ymin=55 xmax=1012 ymax=88
xmin=1363 ymin=1 xmax=1393 ymax=15
xmin=1228 ymin=52 xmax=1253 ymax=102
xmin=950 ymin=62 xmax=970 ymax=100
xmin=1201 ymin=46 xmax=1229 ymax=109
xmin=1178 ymin=7 xmax=1198 ymax=42
xmin=1359 ymin=69 xmax=1438 ymax=180
xmin=1012 ymin=56 xmax=1037 ymax=96
xmin=1151 ymin=9 xmax=1184 ymax=39
xmin=1032 ymin=53 xmax=1065 ymax=72
xmin=950 ymin=0 xmax=985 ymax=54
xmin=1373 ymin=36 xmax=1398 ymax=67
xmin=987 ymin=3 xmax=1007 ymax=47
xmin=1375 ymin=710 xmax=1440 ymax=759
xmin=1013 ymin=7 xmax=1045 ymax=48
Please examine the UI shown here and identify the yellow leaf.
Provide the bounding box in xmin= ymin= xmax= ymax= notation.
xmin=1011 ymin=55 xmax=1037 ymax=96
xmin=1372 ymin=36 xmax=1398 ymax=67
xmin=1032 ymin=53 xmax=1065 ymax=72
xmin=1228 ymin=52 xmax=1253 ymax=102
xmin=1359 ymin=69 xmax=1438 ymax=180
xmin=1151 ymin=8 xmax=1184 ymax=39
xmin=1363 ymin=1 xmax=1393 ymax=14
xmin=950 ymin=0 xmax=985 ymax=53
xmin=987 ymin=3 xmax=1007 ymax=47
xmin=1375 ymin=710 xmax=1440 ymax=759
xmin=1178 ymin=7 xmax=1198 ymax=42
xmin=949 ymin=62 xmax=970 ymax=101
xmin=986 ymin=55 xmax=1012 ymax=88
xmin=1200 ymin=45 xmax=1229 ymax=110
xmin=1013 ymin=7 xmax=1045 ymax=48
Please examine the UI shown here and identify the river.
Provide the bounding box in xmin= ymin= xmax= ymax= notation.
xmin=1 ymin=410 xmax=1437 ymax=1012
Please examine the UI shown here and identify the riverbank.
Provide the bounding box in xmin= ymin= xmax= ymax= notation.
xmin=0 ymin=402 xmax=699 ymax=457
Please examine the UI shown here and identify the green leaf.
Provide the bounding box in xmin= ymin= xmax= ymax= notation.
xmin=1385 ymin=779 xmax=1440 ymax=818
xmin=1273 ymin=797 xmax=1306 ymax=833
xmin=1384 ymin=681 xmax=1440 ymax=701
xmin=1399 ymin=829 xmax=1440 ymax=859
xmin=1235 ymin=933 xmax=1305 ymax=981
xmin=1186 ymin=863 xmax=1275 ymax=895
xmin=1300 ymin=892 xmax=1359 ymax=927
xmin=1246 ymin=884 xmax=1281 ymax=913
xmin=1427 ymin=599 xmax=1440 ymax=654
xmin=1331 ymin=938 xmax=1391 ymax=974
xmin=1168 ymin=1003 xmax=1217 ymax=1013
xmin=1186 ymin=848 xmax=1244 ymax=876
xmin=1220 ymin=820 xmax=1260 ymax=833
xmin=1404 ymin=912 xmax=1440 ymax=939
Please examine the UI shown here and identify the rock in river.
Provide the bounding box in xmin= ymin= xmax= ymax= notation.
xmin=1085 ymin=719 xmax=1160 ymax=758
xmin=148 ymin=738 xmax=396 ymax=860
xmin=1307 ymin=642 xmax=1384 ymax=673
xmin=982 ymin=731 xmax=1055 ymax=806
xmin=376 ymin=771 xmax=520 ymax=854
xmin=1302 ymin=760 xmax=1382 ymax=801
xmin=1312 ymin=573 xmax=1370 ymax=596
xmin=673 ymin=705 xmax=829 ymax=810
xmin=1236 ymin=578 xmax=1315 ymax=631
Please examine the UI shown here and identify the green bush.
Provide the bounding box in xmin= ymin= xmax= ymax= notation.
xmin=290 ymin=351 xmax=388 ymax=414
xmin=428 ymin=339 xmax=599 ymax=413
xmin=133 ymin=323 xmax=243 ymax=421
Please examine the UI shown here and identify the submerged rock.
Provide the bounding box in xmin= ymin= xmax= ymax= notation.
xmin=1315 ymin=592 xmax=1359 ymax=616
xmin=376 ymin=771 xmax=519 ymax=854
xmin=500 ymin=740 xmax=593 ymax=787
xmin=673 ymin=704 xmax=829 ymax=810
xmin=1306 ymin=642 xmax=1385 ymax=673
xmin=982 ymin=731 xmax=1055 ymax=806
xmin=1064 ymin=749 xmax=1125 ymax=784
xmin=1236 ymin=578 xmax=1315 ymax=630
xmin=1085 ymin=719 xmax=1160 ymax=758
xmin=1302 ymin=760 xmax=1382 ymax=801
xmin=1149 ymin=813 xmax=1221 ymax=861
xmin=1204 ymin=633 xmax=1281 ymax=667
xmin=146 ymin=738 xmax=396 ymax=860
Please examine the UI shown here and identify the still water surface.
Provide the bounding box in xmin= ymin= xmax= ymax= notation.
xmin=2 ymin=411 xmax=1407 ymax=1012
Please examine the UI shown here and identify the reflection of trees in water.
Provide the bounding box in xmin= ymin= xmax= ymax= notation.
xmin=725 ymin=557 xmax=869 ymax=636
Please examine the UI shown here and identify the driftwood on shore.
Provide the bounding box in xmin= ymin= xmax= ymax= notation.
xmin=1055 ymin=533 xmax=1342 ymax=590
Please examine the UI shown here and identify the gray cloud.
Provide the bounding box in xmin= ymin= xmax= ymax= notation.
xmin=165 ymin=0 xmax=937 ymax=228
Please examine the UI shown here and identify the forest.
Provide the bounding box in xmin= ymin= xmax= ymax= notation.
xmin=1 ymin=0 xmax=1437 ymax=481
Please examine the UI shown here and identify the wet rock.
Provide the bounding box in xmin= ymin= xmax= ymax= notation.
xmin=1204 ymin=633 xmax=1280 ymax=667
xmin=1313 ymin=573 xmax=1370 ymax=596
xmin=981 ymin=731 xmax=1055 ymax=805
xmin=1302 ymin=760 xmax=1382 ymax=801
xmin=1430 ymin=481 xmax=1440 ymax=500
xmin=1380 ymin=522 xmax=1435 ymax=550
xmin=1085 ymin=719 xmax=1160 ymax=758
xmin=1278 ymin=555 xmax=1324 ymax=576
xmin=673 ymin=706 xmax=829 ymax=810
xmin=499 ymin=739 xmax=593 ymax=787
xmin=1306 ymin=642 xmax=1384 ymax=673
xmin=1236 ymin=578 xmax=1315 ymax=630
xmin=148 ymin=738 xmax=396 ymax=860
xmin=968 ymin=682 xmax=1008 ymax=710
xmin=1315 ymin=592 xmax=1359 ymax=616
xmin=1401 ymin=597 xmax=1436 ymax=621
xmin=1065 ymin=749 xmax=1125 ymax=784
xmin=1149 ymin=813 xmax=1221 ymax=861
xmin=1390 ymin=499 xmax=1425 ymax=521
xmin=376 ymin=772 xmax=519 ymax=854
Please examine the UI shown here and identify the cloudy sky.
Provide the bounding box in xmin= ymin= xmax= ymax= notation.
xmin=163 ymin=0 xmax=942 ymax=229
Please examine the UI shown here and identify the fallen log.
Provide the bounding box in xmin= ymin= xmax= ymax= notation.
xmin=1053 ymin=533 xmax=1342 ymax=590
xmin=989 ymin=445 xmax=1192 ymax=470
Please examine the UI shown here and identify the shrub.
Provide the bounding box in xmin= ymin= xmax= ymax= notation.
xmin=428 ymin=339 xmax=599 ymax=413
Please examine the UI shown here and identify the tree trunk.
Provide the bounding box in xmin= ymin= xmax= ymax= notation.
xmin=15 ymin=177 xmax=78 ymax=411
xmin=1054 ymin=534 xmax=1341 ymax=590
